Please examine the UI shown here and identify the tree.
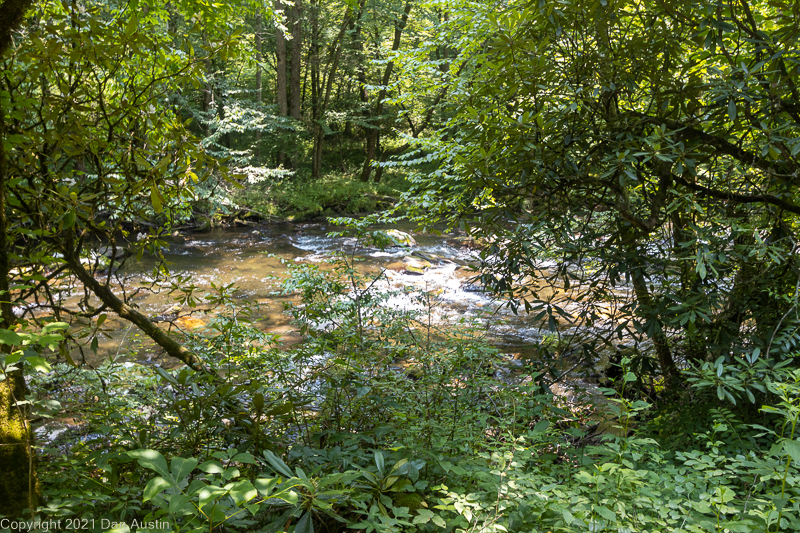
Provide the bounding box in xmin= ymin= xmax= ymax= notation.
xmin=289 ymin=0 xmax=303 ymax=123
xmin=359 ymin=0 xmax=413 ymax=183
xmin=308 ymin=0 xmax=356 ymax=178
xmin=275 ymin=0 xmax=289 ymax=166
xmin=0 ymin=0 xmax=39 ymax=518
xmin=402 ymin=0 xmax=800 ymax=389
xmin=0 ymin=0 xmax=249 ymax=516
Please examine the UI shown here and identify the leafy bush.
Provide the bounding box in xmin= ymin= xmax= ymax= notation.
xmin=24 ymin=244 xmax=800 ymax=533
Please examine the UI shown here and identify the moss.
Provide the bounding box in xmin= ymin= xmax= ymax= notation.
xmin=0 ymin=370 xmax=37 ymax=518
xmin=392 ymin=492 xmax=425 ymax=512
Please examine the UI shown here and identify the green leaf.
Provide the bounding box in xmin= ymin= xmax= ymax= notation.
xmin=168 ymin=493 xmax=193 ymax=515
xmin=697 ymin=261 xmax=707 ymax=280
xmin=715 ymin=487 xmax=736 ymax=504
xmin=254 ymin=477 xmax=278 ymax=496
xmin=274 ymin=488 xmax=299 ymax=505
xmin=42 ymin=322 xmax=69 ymax=334
xmin=25 ymin=356 xmax=51 ymax=373
xmin=154 ymin=366 xmax=177 ymax=384
xmin=390 ymin=458 xmax=409 ymax=474
xmin=150 ymin=182 xmax=163 ymax=213
xmin=60 ymin=344 xmax=77 ymax=367
xmin=375 ymin=451 xmax=385 ymax=475
xmin=728 ymin=99 xmax=737 ymax=121
xmin=198 ymin=485 xmax=227 ymax=509
xmin=262 ymin=450 xmax=293 ymax=477
xmin=129 ymin=449 xmax=171 ymax=478
xmin=595 ymin=505 xmax=616 ymax=521
xmin=143 ymin=476 xmax=174 ymax=501
xmin=231 ymin=452 xmax=256 ymax=464
xmin=198 ymin=460 xmax=224 ymax=474
xmin=532 ymin=419 xmax=550 ymax=434
xmin=0 ymin=329 xmax=22 ymax=346
xmin=155 ymin=154 xmax=171 ymax=171
xmin=414 ymin=509 xmax=434 ymax=524
xmin=431 ymin=515 xmax=446 ymax=528
xmin=228 ymin=480 xmax=257 ymax=506
xmin=125 ymin=14 xmax=139 ymax=37
xmin=783 ymin=439 xmax=800 ymax=463
xmin=171 ymin=457 xmax=198 ymax=483
xmin=62 ymin=210 xmax=76 ymax=229
xmin=295 ymin=511 xmax=314 ymax=533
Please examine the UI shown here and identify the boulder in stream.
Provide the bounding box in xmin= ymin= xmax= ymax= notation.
xmin=385 ymin=229 xmax=417 ymax=247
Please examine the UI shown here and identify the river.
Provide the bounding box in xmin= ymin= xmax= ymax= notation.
xmin=68 ymin=222 xmax=609 ymax=391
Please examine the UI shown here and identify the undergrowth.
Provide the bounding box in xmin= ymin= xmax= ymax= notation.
xmin=235 ymin=170 xmax=409 ymax=221
xmin=4 ymin=226 xmax=800 ymax=532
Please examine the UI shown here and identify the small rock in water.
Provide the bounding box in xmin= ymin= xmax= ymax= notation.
xmin=402 ymin=256 xmax=431 ymax=274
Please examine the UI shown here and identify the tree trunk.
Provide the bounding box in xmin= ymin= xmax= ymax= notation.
xmin=288 ymin=1 xmax=303 ymax=168
xmin=0 ymin=63 xmax=38 ymax=519
xmin=310 ymin=1 xmax=352 ymax=179
xmin=289 ymin=0 xmax=303 ymax=122
xmin=202 ymin=32 xmax=213 ymax=134
xmin=0 ymin=370 xmax=36 ymax=519
xmin=629 ymin=265 xmax=679 ymax=386
xmin=255 ymin=10 xmax=263 ymax=162
xmin=0 ymin=1 xmax=43 ymax=517
xmin=309 ymin=0 xmax=320 ymax=177
xmin=275 ymin=0 xmax=288 ymax=166
xmin=360 ymin=1 xmax=412 ymax=183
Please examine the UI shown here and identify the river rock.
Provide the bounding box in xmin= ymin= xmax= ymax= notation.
xmin=385 ymin=261 xmax=407 ymax=271
xmin=462 ymin=282 xmax=486 ymax=293
xmin=175 ymin=316 xmax=205 ymax=330
xmin=386 ymin=229 xmax=417 ymax=247
xmin=402 ymin=256 xmax=431 ymax=274
xmin=410 ymin=250 xmax=450 ymax=263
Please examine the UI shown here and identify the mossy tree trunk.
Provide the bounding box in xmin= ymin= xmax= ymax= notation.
xmin=0 ymin=0 xmax=38 ymax=517
xmin=0 ymin=370 xmax=36 ymax=518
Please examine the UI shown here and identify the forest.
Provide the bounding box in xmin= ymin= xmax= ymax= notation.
xmin=1 ymin=0 xmax=800 ymax=531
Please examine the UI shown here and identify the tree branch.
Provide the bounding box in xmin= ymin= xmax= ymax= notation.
xmin=631 ymin=113 xmax=795 ymax=178
xmin=61 ymin=234 xmax=212 ymax=373
xmin=673 ymin=174 xmax=800 ymax=215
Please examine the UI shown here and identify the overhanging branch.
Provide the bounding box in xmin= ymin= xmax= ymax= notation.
xmin=673 ymin=174 xmax=800 ymax=215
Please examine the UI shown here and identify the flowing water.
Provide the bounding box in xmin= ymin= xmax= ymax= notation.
xmin=61 ymin=222 xmax=612 ymax=385
xmin=39 ymin=222 xmax=617 ymax=443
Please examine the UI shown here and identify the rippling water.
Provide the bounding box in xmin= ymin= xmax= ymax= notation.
xmin=55 ymin=223 xmax=617 ymax=383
